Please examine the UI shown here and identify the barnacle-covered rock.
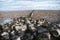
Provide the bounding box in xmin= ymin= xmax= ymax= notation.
xmin=0 ymin=15 xmax=60 ymax=40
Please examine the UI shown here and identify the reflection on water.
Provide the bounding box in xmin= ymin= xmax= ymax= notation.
xmin=0 ymin=18 xmax=13 ymax=25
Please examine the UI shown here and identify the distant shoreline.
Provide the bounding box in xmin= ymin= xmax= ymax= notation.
xmin=0 ymin=10 xmax=60 ymax=22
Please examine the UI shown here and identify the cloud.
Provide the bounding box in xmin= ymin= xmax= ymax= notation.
xmin=0 ymin=0 xmax=60 ymax=11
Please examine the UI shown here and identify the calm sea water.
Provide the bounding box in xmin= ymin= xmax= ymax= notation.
xmin=0 ymin=18 xmax=13 ymax=25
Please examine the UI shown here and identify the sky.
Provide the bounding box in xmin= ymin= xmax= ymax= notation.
xmin=0 ymin=0 xmax=60 ymax=11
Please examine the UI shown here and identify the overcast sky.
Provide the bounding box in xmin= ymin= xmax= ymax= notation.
xmin=0 ymin=0 xmax=60 ymax=11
